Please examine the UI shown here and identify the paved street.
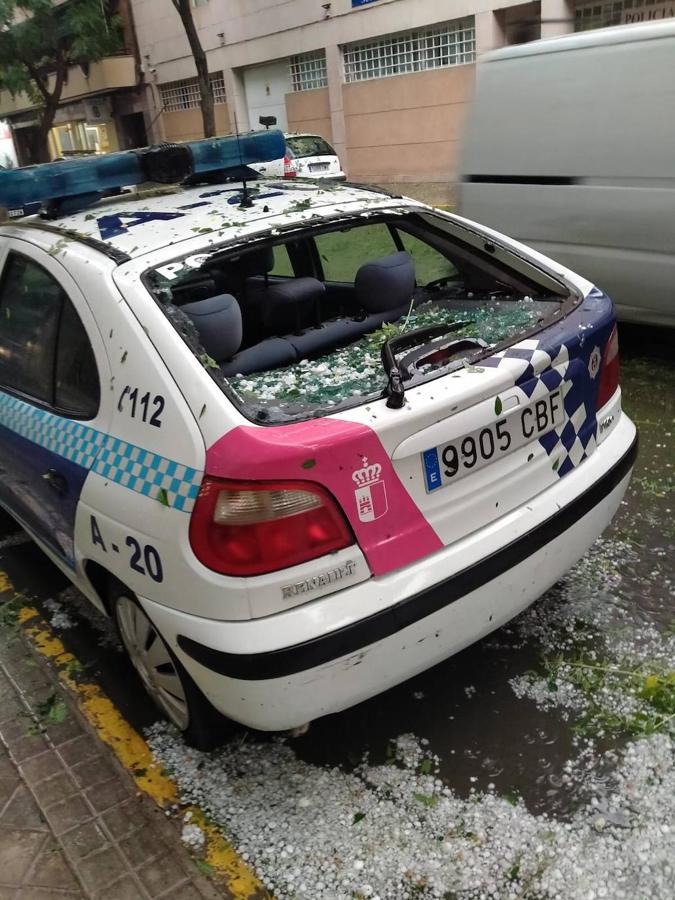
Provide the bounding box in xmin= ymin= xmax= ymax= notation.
xmin=0 ymin=322 xmax=672 ymax=899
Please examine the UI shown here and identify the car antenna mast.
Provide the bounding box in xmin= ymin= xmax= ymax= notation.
xmin=234 ymin=112 xmax=253 ymax=208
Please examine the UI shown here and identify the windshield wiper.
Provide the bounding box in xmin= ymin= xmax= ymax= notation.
xmin=381 ymin=322 xmax=468 ymax=409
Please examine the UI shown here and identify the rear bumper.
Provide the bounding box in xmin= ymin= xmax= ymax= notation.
xmin=143 ymin=414 xmax=637 ymax=730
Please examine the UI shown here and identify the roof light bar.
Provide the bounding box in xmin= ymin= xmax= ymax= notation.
xmin=0 ymin=130 xmax=286 ymax=219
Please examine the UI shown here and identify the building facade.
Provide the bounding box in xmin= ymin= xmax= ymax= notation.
xmin=0 ymin=0 xmax=148 ymax=166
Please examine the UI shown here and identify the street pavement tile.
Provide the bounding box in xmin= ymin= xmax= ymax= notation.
xmin=43 ymin=795 xmax=92 ymax=836
xmin=76 ymin=846 xmax=128 ymax=894
xmin=70 ymin=756 xmax=117 ymax=792
xmin=0 ymin=694 xmax=24 ymax=725
xmin=61 ymin=820 xmax=110 ymax=861
xmin=59 ymin=735 xmax=101 ymax=768
xmin=160 ymin=884 xmax=205 ymax=900
xmin=0 ymin=751 xmax=15 ymax=778
xmin=32 ymin=772 xmax=79 ymax=809
xmin=95 ymin=875 xmax=145 ymax=899
xmin=43 ymin=716 xmax=86 ymax=749
xmin=3 ymin=732 xmax=50 ymax=764
xmin=0 ymin=776 xmax=18 ymax=809
xmin=84 ymin=778 xmax=130 ymax=814
xmin=0 ymin=784 xmax=46 ymax=829
xmin=137 ymin=852 xmax=189 ymax=897
xmin=25 ymin=843 xmax=80 ymax=891
xmin=20 ymin=751 xmax=65 ymax=787
xmin=0 ymin=826 xmax=47 ymax=883
xmin=100 ymin=801 xmax=144 ymax=842
xmin=118 ymin=825 xmax=167 ymax=868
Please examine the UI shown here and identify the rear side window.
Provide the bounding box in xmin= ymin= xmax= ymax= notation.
xmin=286 ymin=135 xmax=335 ymax=158
xmin=0 ymin=254 xmax=100 ymax=417
xmin=315 ymin=223 xmax=398 ymax=282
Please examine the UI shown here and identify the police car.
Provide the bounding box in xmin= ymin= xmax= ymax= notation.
xmin=0 ymin=132 xmax=637 ymax=747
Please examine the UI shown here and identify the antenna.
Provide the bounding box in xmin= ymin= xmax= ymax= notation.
xmin=233 ymin=111 xmax=253 ymax=208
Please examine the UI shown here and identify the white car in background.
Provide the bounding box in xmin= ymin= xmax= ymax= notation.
xmin=252 ymin=132 xmax=345 ymax=180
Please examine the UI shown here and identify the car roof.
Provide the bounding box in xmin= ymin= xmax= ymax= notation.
xmin=2 ymin=179 xmax=403 ymax=262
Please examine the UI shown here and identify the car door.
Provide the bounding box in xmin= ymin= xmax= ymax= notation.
xmin=0 ymin=243 xmax=109 ymax=567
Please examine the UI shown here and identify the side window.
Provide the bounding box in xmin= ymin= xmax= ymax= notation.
xmin=396 ymin=230 xmax=458 ymax=287
xmin=0 ymin=253 xmax=100 ymax=417
xmin=55 ymin=296 xmax=100 ymax=417
xmin=315 ymin=223 xmax=398 ymax=283
xmin=0 ymin=255 xmax=61 ymax=403
xmin=270 ymin=244 xmax=294 ymax=277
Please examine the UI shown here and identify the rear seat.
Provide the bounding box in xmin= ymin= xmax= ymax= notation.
xmin=180 ymin=251 xmax=416 ymax=377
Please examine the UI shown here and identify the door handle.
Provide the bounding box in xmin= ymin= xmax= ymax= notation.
xmin=42 ymin=468 xmax=68 ymax=495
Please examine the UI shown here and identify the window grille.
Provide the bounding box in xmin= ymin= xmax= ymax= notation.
xmin=159 ymin=73 xmax=226 ymax=112
xmin=343 ymin=18 xmax=475 ymax=83
xmin=290 ymin=51 xmax=328 ymax=91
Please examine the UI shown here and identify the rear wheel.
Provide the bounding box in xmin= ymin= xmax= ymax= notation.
xmin=110 ymin=583 xmax=225 ymax=750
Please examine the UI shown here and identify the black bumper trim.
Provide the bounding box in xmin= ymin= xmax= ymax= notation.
xmin=178 ymin=433 xmax=638 ymax=681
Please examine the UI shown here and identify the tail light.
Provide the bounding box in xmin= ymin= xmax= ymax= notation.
xmin=283 ymin=155 xmax=297 ymax=178
xmin=596 ymin=324 xmax=620 ymax=409
xmin=189 ymin=478 xmax=353 ymax=577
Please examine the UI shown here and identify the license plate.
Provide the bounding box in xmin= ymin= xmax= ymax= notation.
xmin=309 ymin=162 xmax=329 ymax=172
xmin=422 ymin=388 xmax=565 ymax=492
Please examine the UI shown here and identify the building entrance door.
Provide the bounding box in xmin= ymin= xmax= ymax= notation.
xmin=243 ymin=60 xmax=291 ymax=131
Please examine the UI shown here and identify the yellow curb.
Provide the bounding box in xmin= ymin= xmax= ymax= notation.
xmin=0 ymin=567 xmax=266 ymax=899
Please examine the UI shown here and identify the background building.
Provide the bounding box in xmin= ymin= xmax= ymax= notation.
xmin=0 ymin=0 xmax=147 ymax=165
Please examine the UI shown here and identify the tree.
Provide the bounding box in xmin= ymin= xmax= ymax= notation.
xmin=170 ymin=0 xmax=215 ymax=138
xmin=0 ymin=0 xmax=121 ymax=163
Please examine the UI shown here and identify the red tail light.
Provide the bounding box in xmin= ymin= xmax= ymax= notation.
xmin=597 ymin=324 xmax=620 ymax=409
xmin=283 ymin=155 xmax=297 ymax=178
xmin=189 ymin=478 xmax=353 ymax=576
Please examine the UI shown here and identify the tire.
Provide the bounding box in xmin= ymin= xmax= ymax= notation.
xmin=109 ymin=580 xmax=226 ymax=750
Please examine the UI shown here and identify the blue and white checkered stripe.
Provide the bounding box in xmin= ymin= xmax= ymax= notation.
xmin=482 ymin=339 xmax=597 ymax=479
xmin=0 ymin=392 xmax=202 ymax=513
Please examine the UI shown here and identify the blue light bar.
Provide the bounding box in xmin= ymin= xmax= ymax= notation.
xmin=0 ymin=130 xmax=286 ymax=218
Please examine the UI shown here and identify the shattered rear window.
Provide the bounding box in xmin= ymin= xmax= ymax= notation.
xmin=144 ymin=209 xmax=569 ymax=424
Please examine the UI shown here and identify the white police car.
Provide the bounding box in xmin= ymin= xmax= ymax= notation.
xmin=0 ymin=132 xmax=637 ymax=746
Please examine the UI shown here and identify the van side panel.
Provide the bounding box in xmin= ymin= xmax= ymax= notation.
xmin=459 ymin=27 xmax=675 ymax=327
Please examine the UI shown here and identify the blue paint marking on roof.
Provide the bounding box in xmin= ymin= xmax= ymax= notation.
xmin=97 ymin=211 xmax=186 ymax=240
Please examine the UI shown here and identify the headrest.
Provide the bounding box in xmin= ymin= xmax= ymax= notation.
xmin=264 ymin=276 xmax=325 ymax=307
xmin=355 ymin=251 xmax=415 ymax=313
xmin=181 ymin=294 xmax=242 ymax=363
xmin=239 ymin=245 xmax=275 ymax=276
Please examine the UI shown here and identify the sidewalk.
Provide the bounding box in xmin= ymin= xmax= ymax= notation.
xmin=0 ymin=623 xmax=224 ymax=900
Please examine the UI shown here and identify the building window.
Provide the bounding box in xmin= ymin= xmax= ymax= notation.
xmin=343 ymin=18 xmax=475 ymax=83
xmin=290 ymin=51 xmax=328 ymax=91
xmin=159 ymin=73 xmax=226 ymax=112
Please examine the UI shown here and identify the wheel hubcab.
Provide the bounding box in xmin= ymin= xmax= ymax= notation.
xmin=116 ymin=596 xmax=189 ymax=730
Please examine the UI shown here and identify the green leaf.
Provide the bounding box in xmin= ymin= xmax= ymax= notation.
xmin=156 ymin=487 xmax=169 ymax=506
xmin=494 ymin=396 xmax=502 ymax=416
xmin=301 ymin=458 xmax=316 ymax=470
xmin=352 ymin=812 xmax=366 ymax=825
xmin=194 ymin=859 xmax=215 ymax=875
xmin=419 ymin=758 xmax=433 ymax=775
xmin=414 ymin=792 xmax=439 ymax=808
xmin=199 ymin=353 xmax=219 ymax=370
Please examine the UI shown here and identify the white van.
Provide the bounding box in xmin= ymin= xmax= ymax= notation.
xmin=457 ymin=21 xmax=675 ymax=328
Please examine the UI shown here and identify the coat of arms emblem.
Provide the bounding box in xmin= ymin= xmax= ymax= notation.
xmin=352 ymin=458 xmax=388 ymax=523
